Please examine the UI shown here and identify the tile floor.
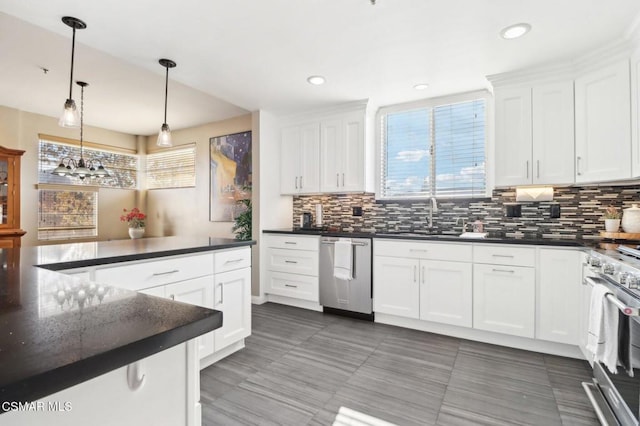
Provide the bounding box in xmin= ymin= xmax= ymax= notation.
xmin=201 ymin=303 xmax=598 ymax=426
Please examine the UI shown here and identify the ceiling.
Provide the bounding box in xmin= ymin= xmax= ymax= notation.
xmin=1 ymin=0 xmax=640 ymax=136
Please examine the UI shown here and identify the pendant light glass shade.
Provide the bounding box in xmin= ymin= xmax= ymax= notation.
xmin=157 ymin=58 xmax=177 ymax=147
xmin=59 ymin=17 xmax=86 ymax=128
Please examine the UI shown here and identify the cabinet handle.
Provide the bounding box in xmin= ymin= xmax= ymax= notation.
xmin=169 ymin=294 xmax=175 ymax=300
xmin=537 ymin=160 xmax=540 ymax=178
xmin=225 ymin=258 xmax=244 ymax=264
xmin=220 ymin=283 xmax=224 ymax=304
xmin=336 ymin=173 xmax=339 ymax=187
xmin=526 ymin=160 xmax=529 ymax=179
xmin=284 ymin=260 xmax=298 ymax=264
xmin=126 ymin=362 xmax=146 ymax=391
xmin=295 ymin=176 xmax=298 ymax=189
xmin=285 ymin=284 xmax=298 ymax=288
xmin=576 ymin=156 xmax=582 ymax=176
xmin=421 ymin=266 xmax=425 ymax=284
xmin=409 ymin=248 xmax=429 ymax=252
xmin=300 ymin=176 xmax=303 ymax=189
xmin=152 ymin=269 xmax=179 ymax=276
xmin=492 ymin=254 xmax=514 ymax=258
xmin=413 ymin=265 xmax=417 ymax=283
xmin=492 ymin=268 xmax=515 ymax=273
xmin=342 ymin=173 xmax=345 ymax=187
xmin=284 ymin=241 xmax=297 ymax=245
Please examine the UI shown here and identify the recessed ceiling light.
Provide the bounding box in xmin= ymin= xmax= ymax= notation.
xmin=500 ymin=23 xmax=532 ymax=40
xmin=413 ymin=83 xmax=429 ymax=90
xmin=307 ymin=75 xmax=326 ymax=85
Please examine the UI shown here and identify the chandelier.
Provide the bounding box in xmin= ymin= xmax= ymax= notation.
xmin=51 ymin=81 xmax=110 ymax=180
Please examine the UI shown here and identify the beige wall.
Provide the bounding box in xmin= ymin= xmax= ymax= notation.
xmin=144 ymin=114 xmax=252 ymax=239
xmin=0 ymin=106 xmax=138 ymax=246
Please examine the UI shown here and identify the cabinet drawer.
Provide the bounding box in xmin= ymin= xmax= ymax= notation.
xmin=214 ymin=247 xmax=251 ymax=273
xmin=473 ymin=245 xmax=535 ymax=267
xmin=374 ymin=239 xmax=472 ymax=262
xmin=265 ymin=247 xmax=319 ymax=276
xmin=264 ymin=234 xmax=319 ymax=251
xmin=95 ymin=253 xmax=214 ymax=291
xmin=266 ymin=271 xmax=319 ymax=302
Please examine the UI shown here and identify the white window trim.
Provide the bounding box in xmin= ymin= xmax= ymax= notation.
xmin=374 ymin=89 xmax=494 ymax=200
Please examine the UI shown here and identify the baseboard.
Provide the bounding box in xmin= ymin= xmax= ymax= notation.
xmin=251 ymin=295 xmax=268 ymax=305
xmin=266 ymin=294 xmax=323 ymax=311
xmin=375 ymin=313 xmax=584 ymax=359
xmin=200 ymin=340 xmax=245 ymax=370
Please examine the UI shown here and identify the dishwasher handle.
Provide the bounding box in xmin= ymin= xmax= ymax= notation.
xmin=321 ymin=239 xmax=368 ymax=247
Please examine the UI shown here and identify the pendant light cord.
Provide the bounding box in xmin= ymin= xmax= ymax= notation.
xmin=79 ymin=83 xmax=84 ymax=159
xmin=69 ymin=27 xmax=76 ymax=100
xmin=163 ymin=65 xmax=169 ymax=124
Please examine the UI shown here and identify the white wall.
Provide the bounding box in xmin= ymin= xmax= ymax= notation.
xmin=0 ymin=106 xmax=138 ymax=246
xmin=144 ymin=114 xmax=252 ymax=238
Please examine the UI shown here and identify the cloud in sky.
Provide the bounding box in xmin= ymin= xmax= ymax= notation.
xmin=395 ymin=149 xmax=430 ymax=162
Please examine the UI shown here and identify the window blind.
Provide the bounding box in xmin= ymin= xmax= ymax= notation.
xmin=38 ymin=188 xmax=97 ymax=240
xmin=379 ymin=97 xmax=486 ymax=199
xmin=146 ymin=145 xmax=196 ymax=189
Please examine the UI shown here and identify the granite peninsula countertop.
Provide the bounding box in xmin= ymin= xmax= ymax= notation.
xmin=0 ymin=236 xmax=255 ymax=410
xmin=263 ymin=228 xmax=597 ymax=248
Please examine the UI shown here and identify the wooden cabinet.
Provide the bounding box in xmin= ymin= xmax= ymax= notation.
xmin=280 ymin=124 xmax=320 ymax=194
xmin=264 ymin=234 xmax=320 ymax=302
xmin=494 ymin=82 xmax=574 ymax=186
xmin=473 ymin=263 xmax=535 ymax=338
xmin=537 ymin=248 xmax=582 ymax=345
xmin=320 ymin=111 xmax=366 ymax=192
xmin=0 ymin=146 xmax=25 ymax=248
xmin=419 ymin=260 xmax=472 ymax=327
xmin=575 ymin=60 xmax=631 ymax=183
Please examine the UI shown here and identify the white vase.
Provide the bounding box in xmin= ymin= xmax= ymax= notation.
xmin=604 ymin=218 xmax=621 ymax=232
xmin=128 ymin=227 xmax=145 ymax=239
xmin=622 ymin=204 xmax=640 ymax=233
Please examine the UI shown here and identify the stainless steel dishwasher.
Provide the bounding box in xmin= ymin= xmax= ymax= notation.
xmin=319 ymin=237 xmax=373 ymax=320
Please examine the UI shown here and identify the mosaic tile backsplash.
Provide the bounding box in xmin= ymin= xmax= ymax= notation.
xmin=292 ymin=185 xmax=640 ymax=240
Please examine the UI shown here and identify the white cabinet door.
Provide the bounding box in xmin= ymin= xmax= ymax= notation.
xmin=494 ymin=86 xmax=532 ymax=186
xmin=537 ymin=249 xmax=582 ymax=345
xmin=265 ymin=270 xmax=319 ymax=302
xmin=320 ymin=118 xmax=343 ymax=192
xmin=575 ymin=60 xmax=631 ymax=183
xmin=165 ymin=276 xmax=215 ymax=360
xmin=280 ymin=124 xmax=320 ymax=194
xmin=473 ymin=264 xmax=535 ymax=338
xmin=532 ymin=82 xmax=575 ymax=185
xmin=632 ymin=51 xmax=640 ymax=177
xmin=214 ymin=267 xmax=251 ymax=352
xmin=373 ymin=256 xmax=419 ymax=319
xmin=341 ymin=112 xmax=365 ymax=192
xmin=420 ymin=260 xmax=472 ymax=328
xmin=139 ymin=285 xmax=165 ymax=298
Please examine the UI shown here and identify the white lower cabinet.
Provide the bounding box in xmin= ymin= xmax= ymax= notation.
xmin=373 ymin=256 xmax=420 ymax=319
xmin=420 ymin=260 xmax=472 ymax=327
xmin=473 ymin=263 xmax=536 ymax=338
xmin=1 ymin=342 xmax=198 ymax=426
xmin=213 ymin=267 xmax=251 ymax=352
xmin=537 ymin=249 xmax=582 ymax=345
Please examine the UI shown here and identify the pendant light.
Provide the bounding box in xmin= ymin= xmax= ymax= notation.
xmin=59 ymin=16 xmax=86 ymax=128
xmin=51 ymin=81 xmax=110 ymax=179
xmin=157 ymin=58 xmax=176 ymax=147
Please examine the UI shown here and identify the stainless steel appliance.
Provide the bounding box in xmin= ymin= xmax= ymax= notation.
xmin=319 ymin=237 xmax=372 ymax=320
xmin=583 ymin=246 xmax=640 ymax=426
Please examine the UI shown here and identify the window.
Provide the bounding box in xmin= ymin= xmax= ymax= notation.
xmin=378 ymin=93 xmax=487 ymax=199
xmin=38 ymin=187 xmax=97 ymax=240
xmin=38 ymin=137 xmax=138 ymax=189
xmin=146 ymin=145 xmax=196 ymax=189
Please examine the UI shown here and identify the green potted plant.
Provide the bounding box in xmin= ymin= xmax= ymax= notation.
xmin=232 ymin=192 xmax=252 ymax=241
xmin=604 ymin=205 xmax=621 ymax=233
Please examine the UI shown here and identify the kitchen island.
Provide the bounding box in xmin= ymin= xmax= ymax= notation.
xmin=0 ymin=236 xmax=254 ymax=425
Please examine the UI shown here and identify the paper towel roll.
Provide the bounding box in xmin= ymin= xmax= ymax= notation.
xmin=315 ymin=204 xmax=323 ymax=226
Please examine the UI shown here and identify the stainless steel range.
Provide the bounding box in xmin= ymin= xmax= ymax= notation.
xmin=583 ymin=246 xmax=640 ymax=426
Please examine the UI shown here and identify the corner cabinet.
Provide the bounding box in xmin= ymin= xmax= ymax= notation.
xmin=575 ymin=60 xmax=631 ymax=183
xmin=494 ymin=82 xmax=574 ymax=187
xmin=0 ymin=146 xmax=26 ymax=248
xmin=279 ymin=102 xmax=372 ymax=195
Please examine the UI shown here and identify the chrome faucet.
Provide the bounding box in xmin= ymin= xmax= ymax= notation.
xmin=428 ymin=197 xmax=438 ymax=228
xmin=456 ymin=217 xmax=468 ymax=232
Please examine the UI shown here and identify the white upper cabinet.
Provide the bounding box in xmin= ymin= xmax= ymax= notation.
xmin=280 ymin=102 xmax=372 ymax=195
xmin=320 ymin=112 xmax=366 ymax=192
xmin=494 ymin=82 xmax=574 ymax=187
xmin=575 ymin=60 xmax=631 ymax=183
xmin=631 ymin=51 xmax=640 ymax=177
xmin=280 ymin=124 xmax=321 ymax=194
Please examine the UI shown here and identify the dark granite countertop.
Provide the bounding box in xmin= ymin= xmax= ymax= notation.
xmin=263 ymin=228 xmax=595 ymax=248
xmin=0 ymin=236 xmax=254 ymax=410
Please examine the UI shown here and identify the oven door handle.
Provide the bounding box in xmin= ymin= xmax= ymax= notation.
xmin=583 ymin=276 xmax=640 ymax=316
